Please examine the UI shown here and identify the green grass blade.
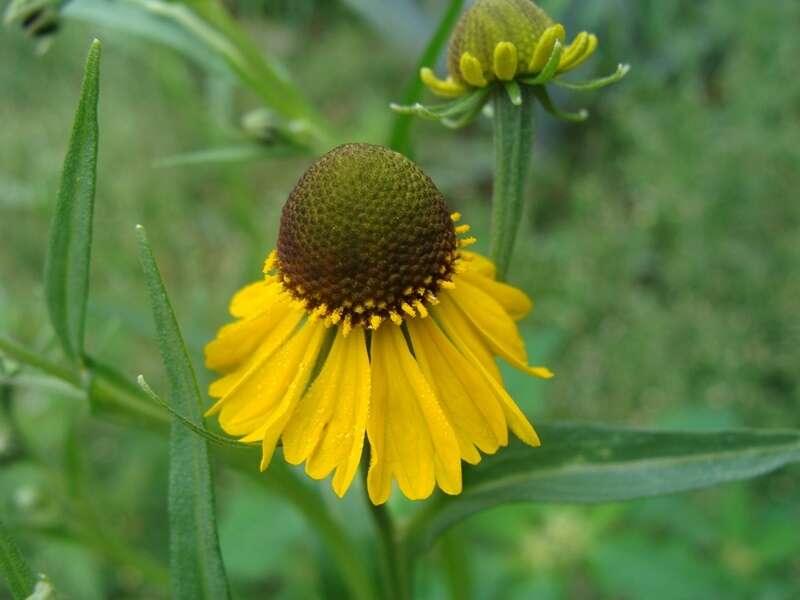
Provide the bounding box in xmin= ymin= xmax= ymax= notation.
xmin=136 ymin=225 xmax=231 ymax=600
xmin=0 ymin=519 xmax=36 ymax=600
xmin=405 ymin=424 xmax=800 ymax=554
xmin=43 ymin=39 xmax=101 ymax=364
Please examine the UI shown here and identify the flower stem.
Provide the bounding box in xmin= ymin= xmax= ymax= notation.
xmin=489 ymin=85 xmax=536 ymax=281
xmin=361 ymin=453 xmax=410 ymax=600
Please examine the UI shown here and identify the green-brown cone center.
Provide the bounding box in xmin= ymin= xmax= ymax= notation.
xmin=276 ymin=143 xmax=457 ymax=328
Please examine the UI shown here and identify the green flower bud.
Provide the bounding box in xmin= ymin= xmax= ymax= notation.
xmin=421 ymin=0 xmax=598 ymax=97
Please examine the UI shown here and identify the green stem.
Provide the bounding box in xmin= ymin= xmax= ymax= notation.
xmin=388 ymin=0 xmax=465 ymax=156
xmin=489 ymin=85 xmax=536 ymax=281
xmin=440 ymin=528 xmax=472 ymax=600
xmin=0 ymin=336 xmax=375 ymax=600
xmin=362 ymin=456 xmax=410 ymax=600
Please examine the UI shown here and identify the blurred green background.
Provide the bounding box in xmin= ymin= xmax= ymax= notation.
xmin=1 ymin=0 xmax=799 ymax=598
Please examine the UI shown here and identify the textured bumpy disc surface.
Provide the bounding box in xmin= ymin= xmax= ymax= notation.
xmin=448 ymin=0 xmax=553 ymax=82
xmin=277 ymin=143 xmax=457 ymax=326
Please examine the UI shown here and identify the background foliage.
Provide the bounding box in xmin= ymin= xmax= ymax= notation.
xmin=1 ymin=0 xmax=799 ymax=598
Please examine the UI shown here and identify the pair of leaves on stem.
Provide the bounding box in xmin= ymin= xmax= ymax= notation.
xmin=391 ymin=39 xmax=630 ymax=128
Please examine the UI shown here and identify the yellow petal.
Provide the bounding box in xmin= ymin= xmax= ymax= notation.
xmin=254 ymin=322 xmax=328 ymax=470
xmin=433 ymin=304 xmax=541 ymax=448
xmin=459 ymin=271 xmax=533 ymax=321
xmin=420 ymin=68 xmax=467 ymax=98
xmin=408 ymin=318 xmax=508 ymax=460
xmin=205 ymin=288 xmax=294 ymax=373
xmin=493 ymin=41 xmax=518 ymax=81
xmin=461 ymin=251 xmax=497 ymax=279
xmin=561 ymin=33 xmax=597 ymax=72
xmin=459 ymin=52 xmax=488 ymax=88
xmin=229 ymin=279 xmax=277 ymax=318
xmin=286 ymin=329 xmax=370 ymax=498
xmin=433 ymin=295 xmax=502 ymax=382
xmin=209 ymin=320 xmax=322 ymax=438
xmin=559 ymin=31 xmax=590 ymax=72
xmin=446 ymin=278 xmax=552 ymax=379
xmin=206 ymin=306 xmax=303 ymax=399
xmin=528 ymin=24 xmax=566 ymax=73
xmin=367 ymin=326 xmax=461 ymax=504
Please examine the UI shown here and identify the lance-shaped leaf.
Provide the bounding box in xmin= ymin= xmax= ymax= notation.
xmin=136 ymin=225 xmax=231 ymax=600
xmin=43 ymin=39 xmax=101 ymax=363
xmin=405 ymin=424 xmax=800 ymax=554
xmin=0 ymin=519 xmax=36 ymax=600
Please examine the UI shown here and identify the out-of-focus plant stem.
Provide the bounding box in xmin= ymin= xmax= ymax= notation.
xmin=139 ymin=0 xmax=335 ymax=153
xmin=361 ymin=458 xmax=410 ymax=600
xmin=0 ymin=335 xmax=375 ymax=600
xmin=388 ymin=0 xmax=464 ymax=156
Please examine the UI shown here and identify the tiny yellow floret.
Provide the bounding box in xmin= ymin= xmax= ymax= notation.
xmin=493 ymin=42 xmax=519 ymax=81
xmin=459 ymin=52 xmax=488 ymax=87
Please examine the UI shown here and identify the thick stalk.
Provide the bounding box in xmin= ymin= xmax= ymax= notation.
xmin=361 ymin=455 xmax=410 ymax=600
xmin=489 ymin=85 xmax=536 ymax=281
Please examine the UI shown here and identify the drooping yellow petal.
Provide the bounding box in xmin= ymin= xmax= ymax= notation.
xmin=254 ymin=322 xmax=328 ymax=470
xmin=408 ymin=318 xmax=508 ymax=461
xmin=205 ymin=285 xmax=295 ymax=373
xmin=459 ymin=52 xmax=488 ymax=87
xmin=207 ymin=306 xmax=304 ymax=400
xmin=283 ymin=329 xmax=370 ymax=498
xmin=461 ymin=250 xmax=496 ymax=279
xmin=558 ymin=31 xmax=594 ymax=72
xmin=459 ymin=271 xmax=533 ymax=321
xmin=229 ymin=279 xmax=277 ymax=318
xmin=493 ymin=41 xmax=518 ymax=81
xmin=528 ymin=24 xmax=566 ymax=73
xmin=432 ymin=302 xmax=541 ymax=448
xmin=420 ymin=68 xmax=467 ymax=98
xmin=367 ymin=326 xmax=461 ymax=504
xmin=446 ymin=278 xmax=553 ymax=379
xmin=208 ymin=320 xmax=323 ymax=440
xmin=561 ymin=33 xmax=597 ymax=72
xmin=434 ymin=295 xmax=502 ymax=382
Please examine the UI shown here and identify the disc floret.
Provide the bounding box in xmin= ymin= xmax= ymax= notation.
xmin=272 ymin=144 xmax=474 ymax=333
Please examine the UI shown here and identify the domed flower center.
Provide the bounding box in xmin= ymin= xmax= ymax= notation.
xmin=276 ymin=144 xmax=459 ymax=329
xmin=448 ymin=0 xmax=554 ymax=83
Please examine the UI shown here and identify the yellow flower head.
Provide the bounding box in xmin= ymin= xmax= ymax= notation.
xmin=205 ymin=143 xmax=552 ymax=504
xmin=422 ymin=0 xmax=598 ymax=97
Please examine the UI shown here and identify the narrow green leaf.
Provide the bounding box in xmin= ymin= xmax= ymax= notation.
xmin=405 ymin=424 xmax=800 ymax=554
xmin=137 ymin=376 xmax=254 ymax=449
xmin=552 ymin=63 xmax=631 ymax=92
xmin=43 ymin=39 xmax=101 ymax=363
xmin=0 ymin=519 xmax=36 ymax=600
xmin=136 ymin=225 xmax=231 ymax=600
xmin=390 ymin=88 xmax=487 ymax=121
xmin=153 ymin=144 xmax=299 ymax=168
xmin=532 ymin=86 xmax=589 ymax=123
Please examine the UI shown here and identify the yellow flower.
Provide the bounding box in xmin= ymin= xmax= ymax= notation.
xmin=204 ymin=144 xmax=552 ymax=504
xmin=421 ymin=0 xmax=599 ymax=98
